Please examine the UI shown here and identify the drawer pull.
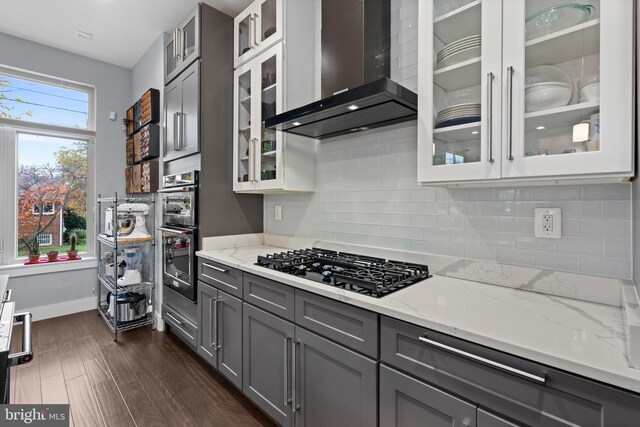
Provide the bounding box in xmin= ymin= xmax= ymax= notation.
xmin=418 ymin=335 xmax=546 ymax=384
xmin=203 ymin=262 xmax=228 ymax=273
xmin=165 ymin=312 xmax=183 ymax=325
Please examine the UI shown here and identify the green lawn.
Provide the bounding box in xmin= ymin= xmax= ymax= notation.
xmin=19 ymin=243 xmax=87 ymax=257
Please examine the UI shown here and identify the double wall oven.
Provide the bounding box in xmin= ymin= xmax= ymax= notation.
xmin=158 ymin=171 xmax=198 ymax=302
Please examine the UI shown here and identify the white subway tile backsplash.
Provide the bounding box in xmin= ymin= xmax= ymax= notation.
xmin=261 ymin=1 xmax=632 ymax=280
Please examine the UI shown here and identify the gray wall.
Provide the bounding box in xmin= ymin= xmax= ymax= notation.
xmin=0 ymin=32 xmax=131 ymax=311
xmin=634 ymin=1 xmax=640 ymax=292
xmin=131 ymin=34 xmax=164 ymax=321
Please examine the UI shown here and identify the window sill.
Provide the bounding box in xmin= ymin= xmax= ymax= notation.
xmin=0 ymin=256 xmax=98 ymax=277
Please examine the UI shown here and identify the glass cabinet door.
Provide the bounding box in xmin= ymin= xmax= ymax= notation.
xmin=502 ymin=0 xmax=632 ymax=178
xmin=165 ymin=36 xmax=177 ymax=80
xmin=418 ymin=0 xmax=502 ymax=183
xmin=180 ymin=11 xmax=199 ymax=66
xmin=235 ymin=7 xmax=256 ymax=68
xmin=258 ymin=0 xmax=281 ymax=47
xmin=236 ymin=67 xmax=253 ymax=186
xmin=257 ymin=51 xmax=279 ymax=185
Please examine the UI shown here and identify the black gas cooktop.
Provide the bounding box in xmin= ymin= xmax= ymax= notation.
xmin=256 ymin=248 xmax=430 ymax=298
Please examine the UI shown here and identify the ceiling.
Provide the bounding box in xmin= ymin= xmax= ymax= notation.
xmin=0 ymin=0 xmax=253 ymax=69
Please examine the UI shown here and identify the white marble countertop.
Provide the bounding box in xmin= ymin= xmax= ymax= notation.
xmin=196 ymin=236 xmax=640 ymax=394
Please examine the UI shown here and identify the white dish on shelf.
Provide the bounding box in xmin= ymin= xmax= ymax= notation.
xmin=437 ymin=46 xmax=481 ymax=69
xmin=525 ymin=3 xmax=595 ymax=41
xmin=525 ymin=82 xmax=572 ymax=112
xmin=437 ymin=35 xmax=481 ymax=58
xmin=525 ymin=65 xmax=573 ymax=87
xmin=580 ymin=82 xmax=600 ymax=102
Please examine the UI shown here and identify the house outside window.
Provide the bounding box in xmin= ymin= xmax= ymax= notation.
xmin=36 ymin=233 xmax=53 ymax=247
xmin=32 ymin=202 xmax=55 ymax=215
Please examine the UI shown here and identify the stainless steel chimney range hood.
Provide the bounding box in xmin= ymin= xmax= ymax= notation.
xmin=264 ymin=0 xmax=417 ymax=140
xmin=264 ymin=78 xmax=417 ymax=139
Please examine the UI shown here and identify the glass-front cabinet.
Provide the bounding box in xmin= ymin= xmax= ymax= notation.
xmin=418 ymin=0 xmax=634 ymax=185
xmin=164 ymin=5 xmax=201 ymax=85
xmin=234 ymin=0 xmax=283 ymax=68
xmin=233 ymin=44 xmax=284 ymax=192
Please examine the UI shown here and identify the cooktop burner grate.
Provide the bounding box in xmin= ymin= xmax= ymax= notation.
xmin=256 ymin=248 xmax=430 ymax=297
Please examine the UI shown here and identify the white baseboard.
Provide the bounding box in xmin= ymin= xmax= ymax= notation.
xmin=21 ymin=296 xmax=96 ymax=321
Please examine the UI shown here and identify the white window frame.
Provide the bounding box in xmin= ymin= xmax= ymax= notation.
xmin=32 ymin=202 xmax=55 ymax=216
xmin=0 ymin=65 xmax=96 ymax=266
xmin=37 ymin=233 xmax=53 ymax=247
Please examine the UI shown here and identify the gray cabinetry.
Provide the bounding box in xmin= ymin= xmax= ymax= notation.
xmin=380 ymin=364 xmax=476 ymax=427
xmin=243 ymin=273 xmax=295 ymax=321
xmin=477 ymin=409 xmax=519 ymax=427
xmin=163 ymin=302 xmax=197 ymax=350
xmin=199 ymin=258 xmax=243 ymax=298
xmin=380 ymin=316 xmax=640 ymax=427
xmin=165 ymin=4 xmax=201 ymax=84
xmin=217 ymin=290 xmax=243 ymax=389
xmin=198 ymin=280 xmax=243 ymax=389
xmin=295 ymin=326 xmax=377 ymax=427
xmin=294 ymin=289 xmax=378 ymax=358
xmin=243 ymin=302 xmax=294 ymax=427
xmin=197 ymin=280 xmax=218 ymax=366
xmin=164 ymin=60 xmax=200 ymax=162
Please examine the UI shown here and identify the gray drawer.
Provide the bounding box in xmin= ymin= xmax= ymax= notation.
xmin=380 ymin=316 xmax=629 ymax=427
xmin=198 ymin=258 xmax=243 ymax=298
xmin=295 ymin=289 xmax=378 ymax=358
xmin=163 ymin=303 xmax=198 ymax=350
xmin=243 ymin=273 xmax=295 ymax=321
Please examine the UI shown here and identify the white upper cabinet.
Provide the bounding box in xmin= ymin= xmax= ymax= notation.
xmin=234 ymin=0 xmax=284 ymax=68
xmin=233 ymin=0 xmax=316 ymax=193
xmin=418 ymin=0 xmax=634 ymax=185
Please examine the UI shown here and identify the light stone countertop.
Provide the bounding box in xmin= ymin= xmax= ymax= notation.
xmin=196 ymin=235 xmax=640 ymax=394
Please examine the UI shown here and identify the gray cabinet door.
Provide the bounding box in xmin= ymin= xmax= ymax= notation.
xmin=197 ymin=281 xmax=218 ymax=366
xmin=180 ymin=60 xmax=199 ymax=156
xmin=477 ymin=409 xmax=520 ymax=427
xmin=164 ymin=77 xmax=182 ymax=160
xmin=243 ymin=303 xmax=294 ymax=427
xmin=295 ymin=326 xmax=377 ymax=427
xmin=380 ymin=364 xmax=477 ymax=427
xmin=217 ymin=290 xmax=243 ymax=389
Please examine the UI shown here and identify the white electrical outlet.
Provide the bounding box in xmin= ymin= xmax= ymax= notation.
xmin=274 ymin=205 xmax=282 ymax=221
xmin=535 ymin=208 xmax=561 ymax=238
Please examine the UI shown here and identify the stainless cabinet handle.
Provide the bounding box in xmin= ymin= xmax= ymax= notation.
xmin=203 ymin=262 xmax=228 ymax=273
xmin=9 ymin=312 xmax=33 ymax=366
xmin=173 ymin=113 xmax=179 ymax=151
xmin=283 ymin=338 xmax=289 ymax=405
xmin=165 ymin=312 xmax=183 ymax=325
xmin=418 ymin=335 xmax=546 ymax=384
xmin=179 ymin=112 xmax=185 ymax=151
xmin=253 ymin=138 xmax=260 ymax=182
xmin=209 ymin=297 xmax=218 ymax=347
xmin=176 ymin=29 xmax=182 ymax=60
xmin=215 ymin=298 xmax=223 ymax=350
xmin=249 ymin=15 xmax=255 ymax=50
xmin=486 ymin=72 xmax=494 ymax=163
xmin=248 ymin=138 xmax=254 ymax=182
xmin=4 ymin=289 xmax=12 ymax=302
xmin=212 ymin=297 xmax=218 ymax=348
xmin=506 ymin=66 xmax=514 ymax=161
xmin=292 ymin=340 xmax=300 ymax=411
xmin=173 ymin=29 xmax=177 ymax=59
xmin=253 ymin=14 xmax=260 ymax=47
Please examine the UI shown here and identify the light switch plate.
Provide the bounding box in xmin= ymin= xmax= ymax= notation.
xmin=274 ymin=205 xmax=282 ymax=221
xmin=535 ymin=208 xmax=561 ymax=238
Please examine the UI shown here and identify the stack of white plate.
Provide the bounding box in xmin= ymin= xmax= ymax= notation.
xmin=435 ymin=103 xmax=481 ymax=128
xmin=436 ymin=35 xmax=481 ymax=69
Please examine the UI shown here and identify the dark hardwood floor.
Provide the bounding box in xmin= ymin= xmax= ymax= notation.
xmin=10 ymin=310 xmax=276 ymax=427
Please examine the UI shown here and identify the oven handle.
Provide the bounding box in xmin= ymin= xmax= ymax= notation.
xmin=157 ymin=226 xmax=194 ymax=235
xmin=157 ymin=185 xmax=198 ymax=193
xmin=9 ymin=312 xmax=33 ymax=366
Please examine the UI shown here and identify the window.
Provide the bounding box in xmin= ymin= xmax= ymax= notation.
xmin=37 ymin=233 xmax=52 ymax=247
xmin=0 ymin=65 xmax=95 ymax=265
xmin=32 ymin=202 xmax=55 ymax=215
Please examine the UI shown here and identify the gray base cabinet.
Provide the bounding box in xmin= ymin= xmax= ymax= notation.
xmin=477 ymin=409 xmax=519 ymax=427
xmin=243 ymin=303 xmax=295 ymax=427
xmin=380 ymin=364 xmax=476 ymax=427
xmin=295 ymin=326 xmax=377 ymax=427
xmin=198 ymin=281 xmax=243 ymax=389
